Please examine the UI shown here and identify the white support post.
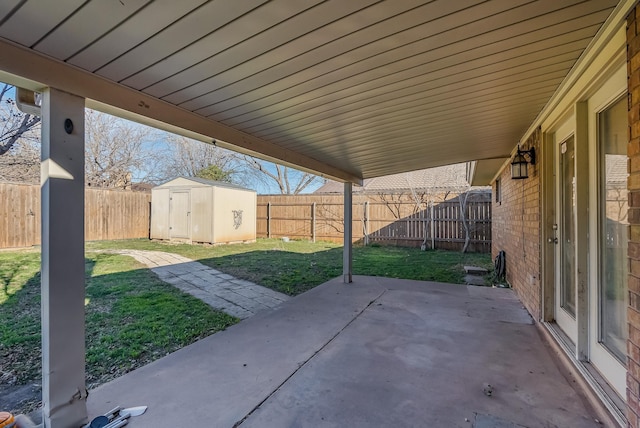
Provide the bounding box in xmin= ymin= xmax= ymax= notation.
xmin=41 ymin=88 xmax=87 ymax=428
xmin=343 ymin=182 xmax=353 ymax=283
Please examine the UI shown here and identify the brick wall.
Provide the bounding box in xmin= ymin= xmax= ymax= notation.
xmin=628 ymin=6 xmax=640 ymax=427
xmin=491 ymin=129 xmax=541 ymax=320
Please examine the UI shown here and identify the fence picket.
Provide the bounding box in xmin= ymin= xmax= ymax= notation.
xmin=256 ymin=193 xmax=491 ymax=252
xmin=0 ymin=183 xmax=151 ymax=249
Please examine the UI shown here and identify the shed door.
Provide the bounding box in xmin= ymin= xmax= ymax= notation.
xmin=170 ymin=191 xmax=190 ymax=239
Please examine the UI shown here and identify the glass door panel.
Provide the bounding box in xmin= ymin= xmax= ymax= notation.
xmin=599 ymin=97 xmax=628 ymax=363
xmin=588 ymin=66 xmax=628 ymax=398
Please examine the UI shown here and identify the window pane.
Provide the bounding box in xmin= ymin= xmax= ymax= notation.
xmin=599 ymin=96 xmax=628 ymax=363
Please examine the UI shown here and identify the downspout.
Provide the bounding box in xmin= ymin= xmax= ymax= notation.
xmin=15 ymin=87 xmax=41 ymax=116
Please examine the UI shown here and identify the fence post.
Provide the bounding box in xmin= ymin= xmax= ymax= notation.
xmin=363 ymin=200 xmax=369 ymax=246
xmin=311 ymin=202 xmax=316 ymax=243
xmin=267 ymin=202 xmax=271 ymax=239
xmin=430 ymin=201 xmax=435 ymax=250
xmin=406 ymin=217 xmax=410 ymax=240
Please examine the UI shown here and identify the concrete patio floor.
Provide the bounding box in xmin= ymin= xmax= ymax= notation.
xmin=87 ymin=276 xmax=601 ymax=428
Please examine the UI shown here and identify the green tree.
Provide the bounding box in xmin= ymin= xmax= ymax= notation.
xmin=196 ymin=164 xmax=232 ymax=182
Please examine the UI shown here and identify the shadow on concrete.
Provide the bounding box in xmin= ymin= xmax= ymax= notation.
xmin=87 ymin=276 xmax=601 ymax=428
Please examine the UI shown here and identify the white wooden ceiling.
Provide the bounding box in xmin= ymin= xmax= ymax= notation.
xmin=0 ymin=0 xmax=621 ymax=182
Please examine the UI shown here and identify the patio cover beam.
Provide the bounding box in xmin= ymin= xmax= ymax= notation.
xmin=0 ymin=38 xmax=362 ymax=186
xmin=343 ymin=182 xmax=353 ymax=283
xmin=41 ymin=88 xmax=88 ymax=427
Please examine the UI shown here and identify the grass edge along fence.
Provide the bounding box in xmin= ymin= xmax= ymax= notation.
xmin=1 ymin=182 xmax=491 ymax=253
xmin=257 ymin=192 xmax=491 ymax=253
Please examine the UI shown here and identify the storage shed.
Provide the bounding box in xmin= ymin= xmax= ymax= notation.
xmin=151 ymin=177 xmax=256 ymax=244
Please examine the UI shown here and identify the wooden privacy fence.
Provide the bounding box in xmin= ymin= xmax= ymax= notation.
xmin=257 ymin=193 xmax=492 ymax=252
xmin=1 ymin=182 xmax=490 ymax=251
xmin=0 ymin=182 xmax=151 ymax=249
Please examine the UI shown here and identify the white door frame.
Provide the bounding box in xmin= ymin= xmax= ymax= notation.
xmin=543 ymin=63 xmax=627 ymax=400
xmin=586 ymin=64 xmax=627 ymax=397
xmin=552 ymin=116 xmax=578 ymax=347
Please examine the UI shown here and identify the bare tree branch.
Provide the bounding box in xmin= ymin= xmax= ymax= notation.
xmin=0 ymin=139 xmax=39 ymax=183
xmin=0 ymin=84 xmax=11 ymax=103
xmin=234 ymin=155 xmax=321 ymax=194
xmin=0 ymin=114 xmax=40 ymax=155
xmin=84 ymin=109 xmax=158 ymax=189
xmin=377 ymin=192 xmax=404 ymax=219
xmin=293 ymin=172 xmax=319 ymax=194
xmin=0 ymin=84 xmax=41 ymax=156
xmin=159 ymin=135 xmax=236 ymax=182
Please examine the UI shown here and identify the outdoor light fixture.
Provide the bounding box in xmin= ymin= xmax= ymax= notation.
xmin=511 ymin=145 xmax=535 ymax=180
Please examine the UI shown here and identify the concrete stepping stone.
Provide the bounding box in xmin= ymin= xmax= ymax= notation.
xmin=464 ymin=265 xmax=489 ymax=275
xmin=111 ymin=249 xmax=290 ymax=319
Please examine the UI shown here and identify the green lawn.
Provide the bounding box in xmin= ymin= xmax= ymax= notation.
xmin=1 ymin=238 xmax=491 ymax=415
xmin=87 ymin=238 xmax=493 ymax=295
xmin=0 ymin=249 xmax=237 ymax=415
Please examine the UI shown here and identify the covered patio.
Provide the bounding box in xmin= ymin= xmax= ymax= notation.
xmin=1 ymin=1 xmax=638 ymax=426
xmin=87 ymin=276 xmax=600 ymax=427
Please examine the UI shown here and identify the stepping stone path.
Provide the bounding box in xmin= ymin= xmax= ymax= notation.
xmin=114 ymin=250 xmax=290 ymax=319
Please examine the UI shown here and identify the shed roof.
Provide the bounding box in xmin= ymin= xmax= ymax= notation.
xmin=155 ymin=177 xmax=254 ymax=191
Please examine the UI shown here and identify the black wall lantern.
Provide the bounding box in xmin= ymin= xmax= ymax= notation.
xmin=511 ymin=145 xmax=535 ymax=180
